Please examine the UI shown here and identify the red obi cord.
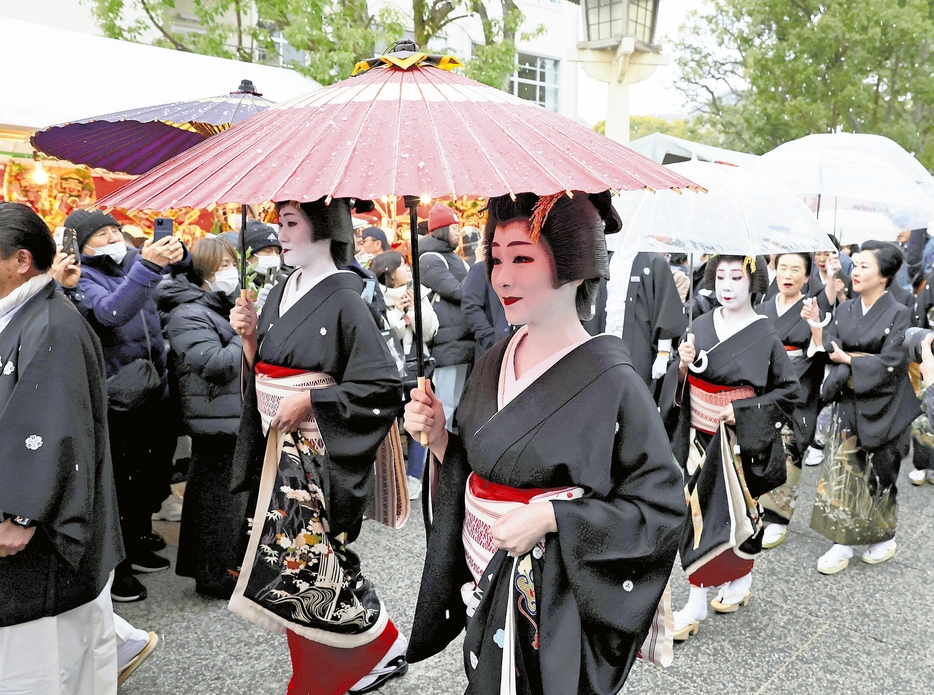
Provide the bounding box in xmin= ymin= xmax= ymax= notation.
xmin=255 ymin=361 xmax=307 ymax=378
xmin=286 ymin=621 xmax=399 ymax=695
xmin=689 ymin=550 xmax=754 ymax=587
xmin=468 ymin=472 xmax=577 ymax=503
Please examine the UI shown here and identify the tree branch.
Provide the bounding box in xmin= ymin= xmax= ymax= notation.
xmin=140 ymin=0 xmax=191 ymax=51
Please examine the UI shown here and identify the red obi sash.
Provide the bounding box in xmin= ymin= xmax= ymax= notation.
xmin=255 ymin=361 xmax=308 ymax=378
xmin=687 ymin=375 xmax=756 ymax=435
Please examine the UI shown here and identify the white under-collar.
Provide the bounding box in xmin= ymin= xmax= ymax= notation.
xmin=0 ymin=274 xmax=52 ymax=336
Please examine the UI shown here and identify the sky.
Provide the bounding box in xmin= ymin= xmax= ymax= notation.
xmin=576 ymin=0 xmax=697 ymax=125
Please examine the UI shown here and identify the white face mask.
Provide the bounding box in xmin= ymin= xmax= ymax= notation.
xmin=208 ymin=267 xmax=240 ymax=295
xmin=94 ymin=241 xmax=127 ymax=265
xmin=255 ymin=255 xmax=280 ymax=276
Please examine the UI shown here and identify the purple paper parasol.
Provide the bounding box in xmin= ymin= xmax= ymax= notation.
xmin=31 ymin=80 xmax=275 ymax=175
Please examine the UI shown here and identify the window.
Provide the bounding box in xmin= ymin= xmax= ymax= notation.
xmin=508 ymin=53 xmax=560 ymax=112
xmin=627 ymin=0 xmax=656 ymax=44
xmin=586 ymin=0 xmax=624 ymax=41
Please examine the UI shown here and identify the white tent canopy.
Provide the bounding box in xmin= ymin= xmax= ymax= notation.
xmin=2 ymin=17 xmax=321 ymax=131
xmin=626 ymin=132 xmax=759 ymax=168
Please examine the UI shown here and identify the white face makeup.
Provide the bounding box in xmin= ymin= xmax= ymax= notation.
xmin=715 ymin=259 xmax=752 ymax=311
xmin=490 ymin=221 xmax=573 ymax=326
xmin=278 ymin=205 xmax=324 ymax=268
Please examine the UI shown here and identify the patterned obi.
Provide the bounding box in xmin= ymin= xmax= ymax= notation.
xmin=784 ymin=344 xmax=803 ymax=360
xmin=687 ymin=375 xmax=756 ymax=435
xmin=254 ymin=362 xmax=336 ymax=452
xmin=462 ymin=472 xmax=583 ymax=584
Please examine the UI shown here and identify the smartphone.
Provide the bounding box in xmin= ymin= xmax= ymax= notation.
xmin=61 ymin=227 xmax=80 ymax=263
xmin=361 ymin=277 xmax=377 ymax=304
xmin=52 ymin=226 xmax=65 ymax=248
xmin=406 ymin=279 xmax=414 ymax=292
xmin=153 ymin=217 xmax=174 ymax=242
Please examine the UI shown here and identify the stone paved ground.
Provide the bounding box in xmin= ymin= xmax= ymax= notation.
xmin=120 ymin=461 xmax=934 ymax=695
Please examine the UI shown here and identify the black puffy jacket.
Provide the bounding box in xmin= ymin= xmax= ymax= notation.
xmin=417 ymin=234 xmax=475 ymax=367
xmin=153 ymin=277 xmax=242 ymax=436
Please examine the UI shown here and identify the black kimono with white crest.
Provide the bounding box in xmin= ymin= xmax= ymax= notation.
xmin=0 ymin=281 xmax=122 ymax=626
xmin=407 ymin=335 xmax=685 ymax=695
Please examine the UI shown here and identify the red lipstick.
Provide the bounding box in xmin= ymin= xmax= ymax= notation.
xmin=503 ymin=297 xmax=520 ymax=306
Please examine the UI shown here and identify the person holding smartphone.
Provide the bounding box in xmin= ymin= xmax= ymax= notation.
xmin=63 ymin=208 xmax=190 ymax=603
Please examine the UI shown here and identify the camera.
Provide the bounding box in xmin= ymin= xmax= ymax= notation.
xmin=904 ymin=327 xmax=934 ymax=363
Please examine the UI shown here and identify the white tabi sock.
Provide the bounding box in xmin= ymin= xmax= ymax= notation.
xmin=674 ymin=586 xmax=708 ymax=630
xmin=863 ymin=539 xmax=897 ymax=561
xmin=717 ymin=572 xmax=752 ymax=605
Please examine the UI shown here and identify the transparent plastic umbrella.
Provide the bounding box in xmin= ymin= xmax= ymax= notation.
xmin=613 ymin=159 xmax=837 ymax=256
xmin=747 ymin=147 xmax=934 ymax=231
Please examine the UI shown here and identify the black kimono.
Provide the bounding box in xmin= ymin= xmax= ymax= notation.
xmin=231 ymin=271 xmax=403 ymax=539
xmin=0 ymin=281 xmax=122 ymax=627
xmin=408 ymin=335 xmax=685 ymax=695
xmin=810 ymin=291 xmax=921 ymax=545
xmin=228 ymin=271 xmax=404 ymax=682
xmin=611 ymin=252 xmax=687 ymax=387
xmin=660 ymin=311 xmax=800 ymax=576
xmin=755 ymin=296 xmax=824 ymax=525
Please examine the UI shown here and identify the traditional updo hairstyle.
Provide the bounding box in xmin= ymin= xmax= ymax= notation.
xmin=704 ymin=254 xmax=770 ymax=301
xmin=483 ymin=190 xmax=622 ymax=321
xmin=859 ymin=240 xmax=903 ymax=288
xmin=274 ymin=196 xmax=356 ymax=267
xmin=774 ymin=252 xmax=812 ymax=278
xmin=370 ymin=250 xmax=406 ymax=288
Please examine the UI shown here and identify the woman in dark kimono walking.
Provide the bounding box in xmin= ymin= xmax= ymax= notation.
xmin=661 ymin=255 xmax=799 ymax=642
xmin=804 ymin=241 xmax=920 ymax=574
xmin=403 ymin=191 xmax=686 ymax=695
xmin=754 ymin=252 xmax=827 ymax=549
xmin=228 ymin=198 xmax=406 ymax=695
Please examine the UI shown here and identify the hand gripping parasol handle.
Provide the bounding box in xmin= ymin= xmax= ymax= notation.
xmin=404 ymin=196 xmax=429 ymax=446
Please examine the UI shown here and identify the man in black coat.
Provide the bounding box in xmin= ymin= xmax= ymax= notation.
xmin=0 ymin=203 xmax=123 ymax=692
xmin=418 ymin=203 xmax=474 ymax=429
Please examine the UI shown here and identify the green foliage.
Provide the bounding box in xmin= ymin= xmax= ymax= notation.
xmin=86 ymin=0 xmax=536 ymax=92
xmin=592 ymin=115 xmax=724 ymax=144
xmin=674 ymin=0 xmax=934 ymax=170
xmin=86 ymin=0 xmax=407 ymax=85
xmin=463 ymin=0 xmax=544 ymax=89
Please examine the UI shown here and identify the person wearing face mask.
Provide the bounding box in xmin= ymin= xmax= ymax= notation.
xmin=152 ymin=237 xmax=247 ymax=598
xmin=243 ymin=220 xmax=283 ymax=313
xmin=64 ymin=208 xmax=190 ymax=603
xmin=660 ymin=255 xmax=800 ymax=642
xmin=229 ymin=197 xmax=405 ymax=695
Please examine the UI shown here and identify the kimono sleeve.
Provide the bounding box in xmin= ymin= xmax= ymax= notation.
xmin=0 ymin=305 xmax=109 ymax=570
xmin=407 ymin=433 xmax=474 ymax=664
xmin=310 ymin=292 xmax=404 ymax=462
xmin=850 ymin=307 xmax=911 ymax=398
xmin=549 ymin=367 xmax=685 ymax=636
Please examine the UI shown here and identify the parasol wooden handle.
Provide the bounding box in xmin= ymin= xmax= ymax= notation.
xmin=417 ymin=376 xmax=428 ymax=446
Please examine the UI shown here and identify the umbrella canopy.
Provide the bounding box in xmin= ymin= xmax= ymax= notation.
xmin=767 ymin=132 xmax=933 ymax=187
xmin=95 ymin=51 xmax=696 ymax=212
xmin=31 ymin=80 xmax=275 ymax=175
xmin=747 ymin=147 xmax=934 ymax=230
xmin=612 ymin=159 xmax=837 ymax=256
xmin=817 ymin=209 xmax=899 ymax=245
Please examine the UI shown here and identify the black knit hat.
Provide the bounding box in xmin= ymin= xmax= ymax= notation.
xmin=63 ymin=209 xmax=121 ymax=250
xmin=243 ymin=220 xmax=281 ymax=254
